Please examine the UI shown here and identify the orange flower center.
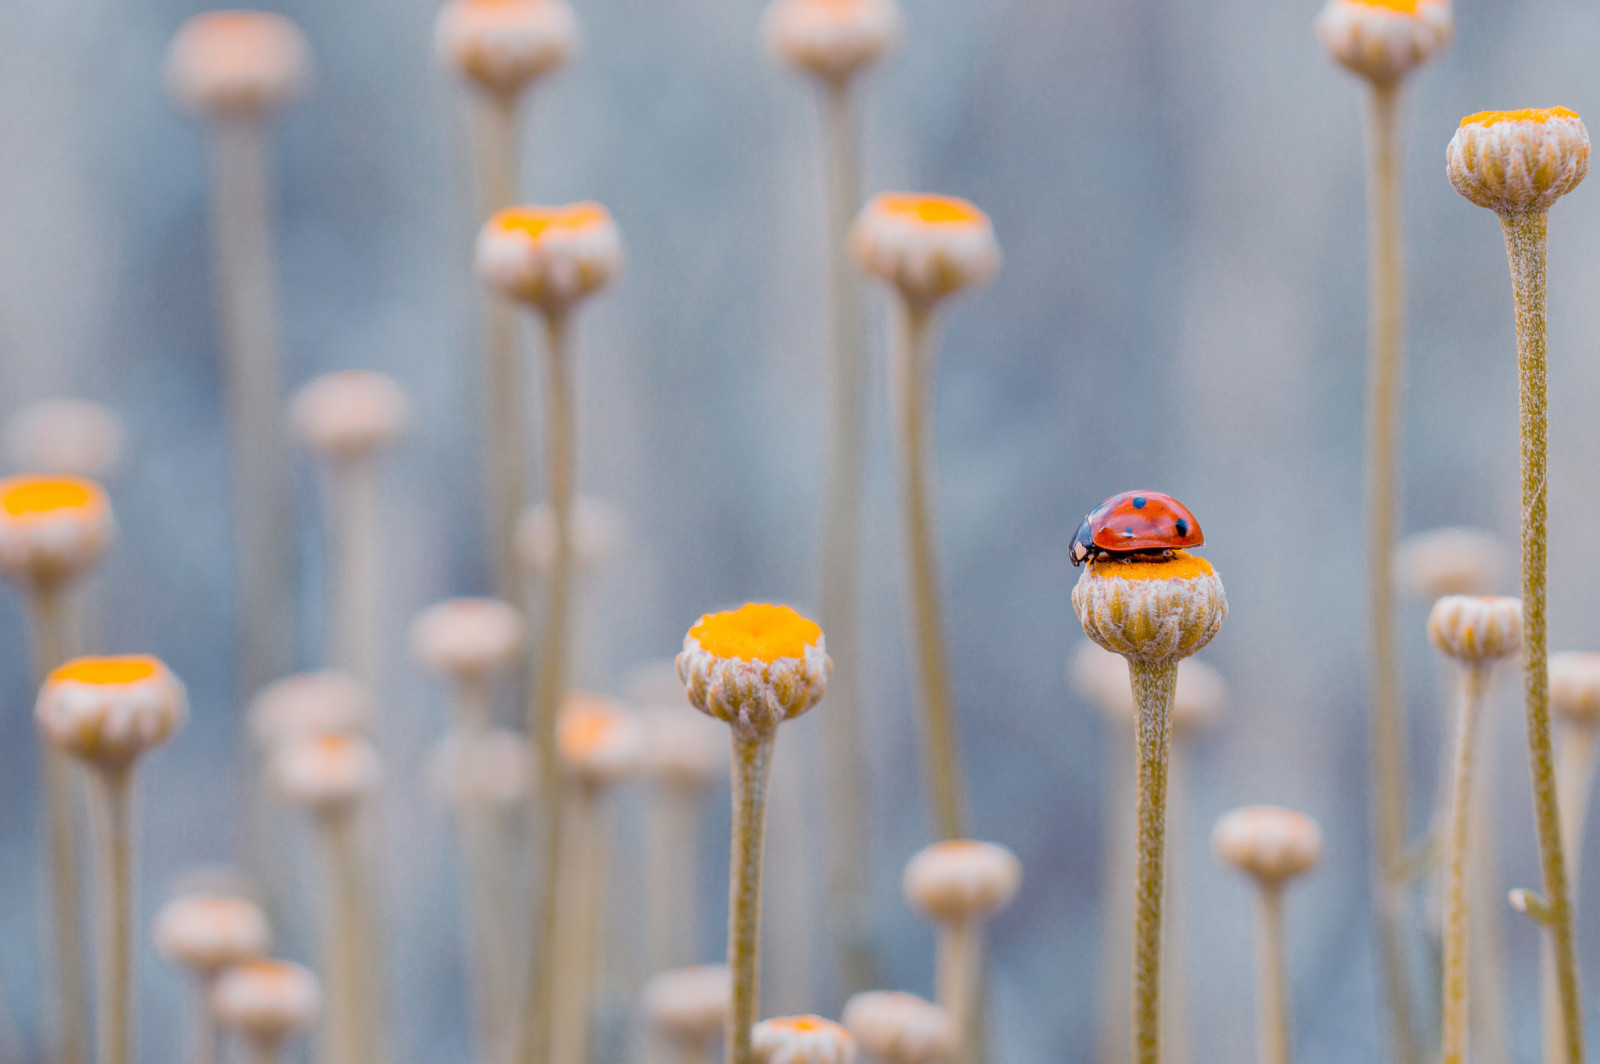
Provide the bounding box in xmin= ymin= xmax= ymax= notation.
xmin=877 ymin=193 xmax=984 ymax=226
xmin=774 ymin=1016 xmax=827 ymax=1032
xmin=559 ymin=699 xmax=621 ymax=756
xmin=690 ymin=603 xmax=822 ymax=663
xmin=53 ymin=656 xmax=159 ymax=686
xmin=1 ymin=477 xmax=94 ymax=516
xmin=492 ymin=203 xmax=608 ymax=240
xmin=1347 ymin=0 xmax=1423 ymax=12
xmin=1461 ymin=107 xmax=1580 ymax=129
xmin=1087 ymin=550 xmax=1216 ymax=582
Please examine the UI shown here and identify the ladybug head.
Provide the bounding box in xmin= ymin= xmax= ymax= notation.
xmin=1070 ymin=516 xmax=1095 ymax=567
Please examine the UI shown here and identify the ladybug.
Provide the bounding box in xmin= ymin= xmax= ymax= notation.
xmin=1070 ymin=490 xmax=1203 ymax=566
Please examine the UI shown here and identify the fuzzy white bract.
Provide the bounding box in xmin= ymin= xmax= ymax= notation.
xmin=36 ymin=657 xmax=187 ymax=769
xmin=1447 ymin=108 xmax=1590 ymax=215
xmin=850 ymin=193 xmax=1000 ymax=306
xmin=436 ymin=0 xmax=578 ymax=97
xmin=476 ymin=204 xmax=623 ymax=310
xmin=166 ymin=11 xmax=310 ymax=120
xmin=1212 ymin=805 xmax=1323 ymax=884
xmin=1427 ymin=594 xmax=1521 ymax=664
xmin=902 ymin=839 xmax=1022 ymax=925
xmin=763 ymin=0 xmax=901 ymax=84
xmin=1314 ymin=0 xmax=1451 ymax=83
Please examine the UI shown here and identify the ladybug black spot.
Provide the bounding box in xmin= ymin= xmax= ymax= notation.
xmin=1132 ymin=495 xmax=1147 ymax=509
xmin=1123 ymin=526 xmax=1134 ymax=537
xmin=1175 ymin=519 xmax=1188 ymax=537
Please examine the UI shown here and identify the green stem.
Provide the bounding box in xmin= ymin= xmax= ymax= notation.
xmin=1362 ymin=76 xmax=1418 ymax=1064
xmin=895 ymin=300 xmax=967 ymax=840
xmin=1441 ymin=665 xmax=1490 ymax=1064
xmin=1254 ymin=884 xmax=1290 ymax=1064
xmin=1501 ymin=207 xmax=1583 ymax=1064
xmin=726 ymin=732 xmax=777 ymax=1064
xmin=91 ymin=766 xmax=134 ymax=1064
xmin=1128 ymin=659 xmax=1177 ymax=1064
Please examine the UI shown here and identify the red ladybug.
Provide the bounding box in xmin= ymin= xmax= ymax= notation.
xmin=1070 ymin=490 xmax=1203 ymax=566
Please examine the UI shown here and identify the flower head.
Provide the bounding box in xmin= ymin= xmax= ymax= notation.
xmin=1394 ymin=526 xmax=1508 ymax=600
xmin=0 ymin=474 xmax=113 ymax=588
xmin=640 ymin=702 xmax=727 ymax=787
xmin=901 ymin=839 xmax=1022 ymax=925
xmin=476 ymin=203 xmax=623 ymax=311
xmin=558 ymin=692 xmax=644 ymax=787
xmin=36 ymin=655 xmax=187 ymax=770
xmin=249 ymin=671 xmax=372 ymax=749
xmin=1447 ymin=108 xmax=1589 ymax=215
xmin=841 ymin=991 xmax=956 ymax=1064
xmin=644 ymin=965 xmax=731 ymax=1047
xmin=270 ymin=732 xmax=381 ymax=813
xmin=165 ymin=11 xmax=311 ymax=120
xmin=435 ymin=0 xmax=578 ymax=98
xmin=762 ymin=0 xmax=901 ymax=84
xmin=427 ymin=727 xmax=533 ymax=809
xmin=289 ymin=370 xmax=411 ymax=463
xmin=1072 ymin=552 xmax=1227 ymax=664
xmin=1211 ymin=805 xmax=1323 ymax=885
xmin=5 ymin=399 xmax=125 ymax=479
xmin=211 ymin=960 xmax=320 ymax=1045
xmin=751 ymin=1015 xmax=858 ymax=1064
xmin=676 ymin=603 xmax=830 ymax=739
xmin=153 ymin=894 xmax=270 ymax=976
xmin=1314 ymin=0 xmax=1451 ymax=83
xmin=1427 ymin=594 xmax=1521 ymax=665
xmin=517 ymin=497 xmax=624 ymax=573
xmin=410 ymin=597 xmax=525 ymax=683
xmin=1549 ymin=652 xmax=1600 ymax=727
xmin=850 ymin=194 xmax=1000 ymax=306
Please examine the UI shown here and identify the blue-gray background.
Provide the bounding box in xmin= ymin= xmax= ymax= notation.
xmin=4 ymin=0 xmax=1600 ymax=1061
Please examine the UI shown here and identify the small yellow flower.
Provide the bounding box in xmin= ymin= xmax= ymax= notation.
xmin=435 ymin=0 xmax=578 ymax=98
xmin=1072 ymin=552 xmax=1227 ymax=664
xmin=1314 ymin=0 xmax=1451 ymax=83
xmin=153 ymin=894 xmax=271 ymax=977
xmin=557 ymin=692 xmax=644 ymax=787
xmin=210 ymin=960 xmax=321 ymax=1045
xmin=676 ymin=603 xmax=830 ymax=738
xmin=476 ymin=203 xmax=623 ymax=311
xmin=165 ymin=11 xmax=310 ymax=120
xmin=1211 ymin=805 xmax=1323 ymax=885
xmin=751 ymin=1015 xmax=858 ymax=1064
xmin=0 ymin=474 xmax=113 ymax=588
xmin=36 ymin=655 xmax=187 ymax=770
xmin=269 ymin=732 xmax=382 ymax=813
xmin=1447 ymin=108 xmax=1589 ymax=215
xmin=850 ymin=193 xmax=1000 ymax=306
xmin=763 ymin=0 xmax=901 ymax=84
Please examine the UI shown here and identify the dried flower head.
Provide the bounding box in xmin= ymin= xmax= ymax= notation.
xmin=1427 ymin=594 xmax=1522 ymax=665
xmin=289 ymin=370 xmax=411 ymax=463
xmin=435 ymin=0 xmax=578 ymax=98
xmin=477 ymin=203 xmax=623 ymax=311
xmin=841 ymin=990 xmax=957 ymax=1064
xmin=410 ymin=597 xmax=525 ymax=683
xmin=1211 ymin=805 xmax=1323 ymax=885
xmin=1394 ymin=526 xmax=1509 ymax=600
xmin=1447 ymin=108 xmax=1590 ymax=215
xmin=1072 ymin=552 xmax=1227 ymax=664
xmin=752 ymin=1015 xmax=858 ymax=1064
xmin=153 ymin=894 xmax=270 ymax=976
xmin=249 ymin=671 xmax=372 ymax=748
xmin=211 ymin=959 xmax=320 ymax=1045
xmin=0 ymin=474 xmax=113 ymax=588
xmin=1313 ymin=0 xmax=1451 ymax=84
xmin=902 ymin=839 xmax=1022 ymax=925
xmin=558 ymin=692 xmax=644 ymax=787
xmin=644 ymin=965 xmax=731 ymax=1047
xmin=676 ymin=603 xmax=831 ymax=739
xmin=517 ymin=496 xmax=624 ymax=572
xmin=640 ymin=703 xmax=727 ymax=787
xmin=426 ymin=727 xmax=533 ymax=809
xmin=5 ymin=399 xmax=125 ymax=479
xmin=1549 ymin=652 xmax=1600 ymax=726
xmin=165 ymin=11 xmax=311 ymax=120
xmin=1070 ymin=643 xmax=1225 ymax=732
xmin=850 ymin=193 xmax=1001 ymax=306
xmin=36 ymin=655 xmax=187 ymax=770
xmin=762 ymin=0 xmax=901 ymax=84
xmin=270 ymin=732 xmax=381 ymax=813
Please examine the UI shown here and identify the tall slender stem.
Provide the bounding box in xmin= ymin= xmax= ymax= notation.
xmin=727 ymin=733 xmax=777 ymax=1064
xmin=90 ymin=767 xmax=135 ymax=1064
xmin=1096 ymin=716 xmax=1136 ymax=1064
xmin=646 ymin=782 xmax=702 ymax=974
xmin=816 ymin=78 xmax=875 ymax=999
xmin=475 ymin=93 xmax=528 ymax=611
xmin=328 ymin=461 xmax=380 ymax=689
xmin=1502 ymin=207 xmax=1585 ymax=1064
xmin=319 ymin=810 xmax=366 ymax=1064
xmin=935 ymin=920 xmax=979 ymax=1064
xmin=192 ymin=974 xmax=221 ymax=1064
xmin=1554 ymin=723 xmax=1597 ymax=888
xmin=894 ymin=300 xmax=966 ymax=840
xmin=249 ymin=1040 xmax=282 ymax=1064
xmin=209 ymin=118 xmax=294 ymax=698
xmin=523 ymin=307 xmax=576 ymax=1064
xmin=1127 ymin=659 xmax=1177 ymax=1064
xmin=1361 ymin=77 xmax=1417 ymax=1064
xmin=1253 ymin=884 xmax=1290 ymax=1064
xmin=30 ymin=582 xmax=90 ymax=1064
xmin=549 ymin=783 xmax=602 ymax=1064
xmin=1441 ymin=665 xmax=1490 ymax=1064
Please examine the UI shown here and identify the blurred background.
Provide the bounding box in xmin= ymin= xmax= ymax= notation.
xmin=4 ymin=0 xmax=1600 ymax=1061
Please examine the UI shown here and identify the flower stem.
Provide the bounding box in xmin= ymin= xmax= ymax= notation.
xmin=193 ymin=974 xmax=221 ymax=1064
xmin=249 ymin=1039 xmax=281 ymax=1064
xmin=817 ymin=78 xmax=875 ymax=999
xmin=646 ymin=781 xmax=702 ymax=974
xmin=328 ymin=459 xmax=381 ymax=689
xmin=524 ymin=306 xmax=576 ymax=1064
xmin=90 ymin=766 xmax=134 ymax=1064
xmin=549 ymin=783 xmax=603 ymax=1064
xmin=1441 ymin=665 xmax=1490 ymax=1064
xmin=318 ymin=809 xmax=366 ymax=1064
xmin=28 ymin=582 xmax=89 ymax=1064
xmin=935 ymin=919 xmax=980 ymax=1064
xmin=1254 ymin=883 xmax=1290 ymax=1064
xmin=1128 ymin=659 xmax=1178 ymax=1064
xmin=726 ymin=732 xmax=777 ymax=1064
xmin=1554 ymin=722 xmax=1597 ymax=890
xmin=1361 ymin=77 xmax=1418 ymax=1064
xmin=475 ymin=92 xmax=528 ymax=612
xmin=1502 ymin=207 xmax=1585 ymax=1064
xmin=894 ymin=300 xmax=967 ymax=840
